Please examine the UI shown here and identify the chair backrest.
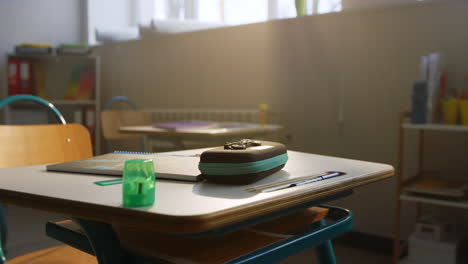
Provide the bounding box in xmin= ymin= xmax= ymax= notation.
xmin=0 ymin=124 xmax=93 ymax=168
xmin=0 ymin=94 xmax=66 ymax=125
xmin=104 ymin=96 xmax=137 ymax=111
xmin=101 ymin=110 xmax=152 ymax=140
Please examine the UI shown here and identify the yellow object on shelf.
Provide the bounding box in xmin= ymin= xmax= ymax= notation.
xmin=258 ymin=104 xmax=268 ymax=127
xmin=33 ymin=64 xmax=47 ymax=99
xmin=460 ymin=100 xmax=468 ymax=126
xmin=442 ymin=99 xmax=459 ymax=125
xmin=18 ymin=43 xmax=52 ymax=49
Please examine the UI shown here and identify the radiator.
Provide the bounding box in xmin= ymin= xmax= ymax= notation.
xmin=147 ymin=108 xmax=281 ymax=124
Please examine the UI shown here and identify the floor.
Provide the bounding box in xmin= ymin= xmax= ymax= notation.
xmin=8 ymin=243 xmax=392 ymax=264
xmin=280 ymin=244 xmax=392 ymax=264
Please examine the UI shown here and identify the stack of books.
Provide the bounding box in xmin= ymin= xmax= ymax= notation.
xmin=56 ymin=43 xmax=91 ymax=55
xmin=15 ymin=43 xmax=52 ymax=55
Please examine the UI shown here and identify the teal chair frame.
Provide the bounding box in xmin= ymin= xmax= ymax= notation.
xmin=104 ymin=96 xmax=137 ymax=111
xmin=0 ymin=95 xmax=66 ymax=263
xmin=0 ymin=95 xmax=66 ymax=125
xmin=47 ymin=190 xmax=354 ymax=264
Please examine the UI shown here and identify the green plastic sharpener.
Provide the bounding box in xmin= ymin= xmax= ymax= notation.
xmin=123 ymin=159 xmax=156 ymax=207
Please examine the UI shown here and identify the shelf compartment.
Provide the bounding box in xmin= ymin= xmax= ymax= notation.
xmin=50 ymin=100 xmax=96 ymax=106
xmin=402 ymin=177 xmax=468 ymax=199
xmin=402 ymin=123 xmax=468 ymax=132
xmin=8 ymin=53 xmax=96 ymax=60
xmin=5 ymin=100 xmax=96 ymax=109
xmin=400 ymin=193 xmax=468 ymax=209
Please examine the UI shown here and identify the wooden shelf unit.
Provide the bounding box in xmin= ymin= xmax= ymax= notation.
xmin=393 ymin=112 xmax=468 ymax=264
xmin=400 ymin=193 xmax=468 ymax=209
xmin=50 ymin=100 xmax=97 ymax=106
xmin=4 ymin=54 xmax=101 ymax=154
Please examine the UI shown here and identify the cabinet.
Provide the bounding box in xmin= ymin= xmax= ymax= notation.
xmin=393 ymin=111 xmax=468 ymax=264
xmin=4 ymin=54 xmax=101 ymax=154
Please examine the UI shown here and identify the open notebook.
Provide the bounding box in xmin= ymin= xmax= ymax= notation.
xmin=46 ymin=151 xmax=202 ymax=182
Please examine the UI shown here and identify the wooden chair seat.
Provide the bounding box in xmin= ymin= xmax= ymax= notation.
xmin=8 ymin=245 xmax=97 ymax=264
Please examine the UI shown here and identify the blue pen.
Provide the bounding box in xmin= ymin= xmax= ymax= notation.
xmin=261 ymin=172 xmax=343 ymax=193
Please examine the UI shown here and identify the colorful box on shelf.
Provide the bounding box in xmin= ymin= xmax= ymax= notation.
xmin=64 ymin=64 xmax=95 ymax=100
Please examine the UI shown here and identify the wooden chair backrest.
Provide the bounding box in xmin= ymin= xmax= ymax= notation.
xmin=101 ymin=111 xmax=152 ymax=140
xmin=0 ymin=124 xmax=93 ymax=168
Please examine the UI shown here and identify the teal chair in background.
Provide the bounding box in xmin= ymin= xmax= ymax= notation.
xmin=101 ymin=96 xmax=152 ymax=153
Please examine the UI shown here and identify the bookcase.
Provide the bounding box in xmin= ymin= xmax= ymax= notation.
xmin=4 ymin=54 xmax=101 ymax=154
xmin=393 ymin=111 xmax=468 ymax=264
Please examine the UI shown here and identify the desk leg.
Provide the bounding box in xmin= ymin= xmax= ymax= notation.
xmin=142 ymin=136 xmax=150 ymax=152
xmin=73 ymin=219 xmax=157 ymax=264
xmin=313 ymin=220 xmax=337 ymax=264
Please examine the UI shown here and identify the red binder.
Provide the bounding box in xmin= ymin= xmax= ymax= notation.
xmin=8 ymin=58 xmax=33 ymax=95
xmin=19 ymin=59 xmax=33 ymax=94
xmin=7 ymin=58 xmax=20 ymax=95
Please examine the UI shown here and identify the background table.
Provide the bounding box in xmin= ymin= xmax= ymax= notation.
xmin=119 ymin=123 xmax=283 ymax=150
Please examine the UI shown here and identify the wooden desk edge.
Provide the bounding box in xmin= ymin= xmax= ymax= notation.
xmin=0 ymin=168 xmax=393 ymax=234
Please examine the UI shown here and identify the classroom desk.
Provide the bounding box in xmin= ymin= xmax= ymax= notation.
xmin=0 ymin=149 xmax=393 ymax=263
xmin=119 ymin=123 xmax=283 ymax=149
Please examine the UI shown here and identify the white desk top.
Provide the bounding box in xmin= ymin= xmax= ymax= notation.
xmin=119 ymin=123 xmax=282 ymax=138
xmin=0 ymin=149 xmax=393 ymax=233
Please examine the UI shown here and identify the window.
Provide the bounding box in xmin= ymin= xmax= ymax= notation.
xmin=86 ymin=0 xmax=343 ymax=44
xmin=148 ymin=0 xmax=342 ymax=26
xmin=223 ymin=0 xmax=269 ymax=25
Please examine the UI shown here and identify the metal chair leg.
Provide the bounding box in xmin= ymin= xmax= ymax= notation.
xmin=0 ymin=205 xmax=7 ymax=264
xmin=107 ymin=141 xmax=113 ymax=153
xmin=313 ymin=219 xmax=337 ymax=264
xmin=74 ymin=218 xmax=128 ymax=264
